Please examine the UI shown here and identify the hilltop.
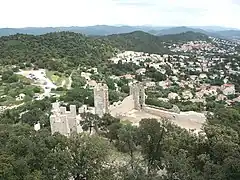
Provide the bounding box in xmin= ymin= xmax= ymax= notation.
xmin=0 ymin=25 xmax=240 ymax=39
xmin=0 ymin=31 xmax=170 ymax=71
xmin=0 ymin=32 xmax=115 ymax=71
xmin=216 ymin=30 xmax=240 ymax=39
xmin=153 ymin=27 xmax=240 ymax=40
xmin=155 ymin=26 xmax=208 ymax=36
xmin=103 ymin=31 xmax=211 ymax=54
xmin=0 ymin=26 xmax=155 ymax=37
xmin=103 ymin=31 xmax=169 ymax=54
xmin=0 ymin=31 xmax=213 ymax=72
xmin=158 ymin=31 xmax=210 ymax=42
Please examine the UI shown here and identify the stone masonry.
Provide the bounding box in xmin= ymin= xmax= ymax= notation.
xmin=130 ymin=82 xmax=145 ymax=110
xmin=50 ymin=83 xmax=109 ymax=136
xmin=50 ymin=102 xmax=78 ymax=137
xmin=50 ymin=82 xmax=145 ymax=136
xmin=50 ymin=81 xmax=204 ymax=135
xmin=94 ymin=83 xmax=109 ymax=117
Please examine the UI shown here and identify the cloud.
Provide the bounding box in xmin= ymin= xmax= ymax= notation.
xmin=0 ymin=0 xmax=239 ymax=28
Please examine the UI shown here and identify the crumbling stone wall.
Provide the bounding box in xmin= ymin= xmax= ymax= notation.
xmin=50 ymin=102 xmax=78 ymax=137
xmin=109 ymin=95 xmax=135 ymax=117
xmin=94 ymin=83 xmax=109 ymax=117
xmin=50 ymin=115 xmax=70 ymax=136
xmin=130 ymin=82 xmax=145 ymax=110
xmin=50 ymin=82 xmax=189 ymax=136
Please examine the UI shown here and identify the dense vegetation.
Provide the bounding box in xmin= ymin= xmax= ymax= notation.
xmin=1 ymin=25 xmax=240 ymax=39
xmin=158 ymin=31 xmax=210 ymax=42
xmin=1 ymin=99 xmax=240 ymax=179
xmin=0 ymin=32 xmax=115 ymax=72
xmin=103 ymin=31 xmax=170 ymax=54
xmin=0 ymin=70 xmax=42 ymax=106
xmin=0 ymin=31 xmax=211 ymax=75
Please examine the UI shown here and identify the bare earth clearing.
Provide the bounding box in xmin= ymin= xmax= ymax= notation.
xmin=16 ymin=69 xmax=57 ymax=97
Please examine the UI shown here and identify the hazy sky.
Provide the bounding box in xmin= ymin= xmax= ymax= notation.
xmin=1 ymin=0 xmax=240 ymax=28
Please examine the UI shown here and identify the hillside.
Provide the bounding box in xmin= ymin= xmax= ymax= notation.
xmin=0 ymin=32 xmax=115 ymax=71
xmin=0 ymin=31 xmax=172 ymax=71
xmin=158 ymin=31 xmax=210 ymax=42
xmin=103 ymin=31 xmax=170 ymax=54
xmin=1 ymin=25 xmax=240 ymax=40
xmin=216 ymin=30 xmax=240 ymax=39
xmin=0 ymin=31 xmax=211 ymax=72
xmin=154 ymin=26 xmax=208 ymax=36
xmin=103 ymin=31 xmax=210 ymax=54
xmin=0 ymin=26 xmax=211 ymax=37
xmin=0 ymin=26 xmax=156 ymax=37
xmin=156 ymin=27 xmax=240 ymax=40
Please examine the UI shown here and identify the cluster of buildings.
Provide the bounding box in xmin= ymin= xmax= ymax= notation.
xmin=107 ymin=40 xmax=240 ymax=105
xmin=171 ymin=41 xmax=215 ymax=52
xmin=171 ymin=38 xmax=239 ymax=55
xmin=47 ymin=41 xmax=240 ymax=136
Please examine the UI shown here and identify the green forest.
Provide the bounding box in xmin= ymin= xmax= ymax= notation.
xmin=0 ymin=32 xmax=115 ymax=72
xmin=1 ymin=97 xmax=240 ymax=179
xmin=0 ymin=31 xmax=207 ymax=73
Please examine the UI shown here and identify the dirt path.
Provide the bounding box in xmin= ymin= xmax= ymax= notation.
xmin=67 ymin=64 xmax=80 ymax=90
xmin=9 ymin=103 xmax=25 ymax=109
xmin=61 ymin=80 xmax=66 ymax=87
xmin=67 ymin=73 xmax=73 ymax=90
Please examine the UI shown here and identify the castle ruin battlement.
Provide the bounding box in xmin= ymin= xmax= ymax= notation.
xmin=50 ymin=83 xmax=110 ymax=136
xmin=50 ymin=81 xmax=205 ymax=136
xmin=50 ymin=102 xmax=79 ymax=137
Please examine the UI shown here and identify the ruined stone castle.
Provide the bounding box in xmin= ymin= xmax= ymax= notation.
xmin=50 ymin=82 xmax=146 ymax=136
xmin=50 ymin=82 xmax=206 ymax=136
xmin=50 ymin=83 xmax=111 ymax=136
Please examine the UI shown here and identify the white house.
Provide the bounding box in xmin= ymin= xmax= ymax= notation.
xmin=168 ymin=92 xmax=180 ymax=100
xmin=199 ymin=73 xmax=207 ymax=79
xmin=221 ymin=84 xmax=235 ymax=95
xmin=136 ymin=68 xmax=146 ymax=75
xmin=34 ymin=121 xmax=41 ymax=131
xmin=182 ymin=90 xmax=193 ymax=100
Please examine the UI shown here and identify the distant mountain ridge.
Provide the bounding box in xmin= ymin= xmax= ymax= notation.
xmin=0 ymin=26 xmax=154 ymax=36
xmin=154 ymin=26 xmax=209 ymax=36
xmin=0 ymin=25 xmax=240 ymax=39
xmin=158 ymin=31 xmax=209 ymax=42
xmin=102 ymin=31 xmax=209 ymax=54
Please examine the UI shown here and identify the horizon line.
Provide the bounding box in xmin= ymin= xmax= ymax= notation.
xmin=0 ymin=25 xmax=239 ymax=30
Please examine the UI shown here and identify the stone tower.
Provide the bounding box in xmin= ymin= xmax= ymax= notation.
xmin=130 ymin=82 xmax=145 ymax=110
xmin=50 ymin=102 xmax=78 ymax=137
xmin=94 ymin=83 xmax=109 ymax=117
